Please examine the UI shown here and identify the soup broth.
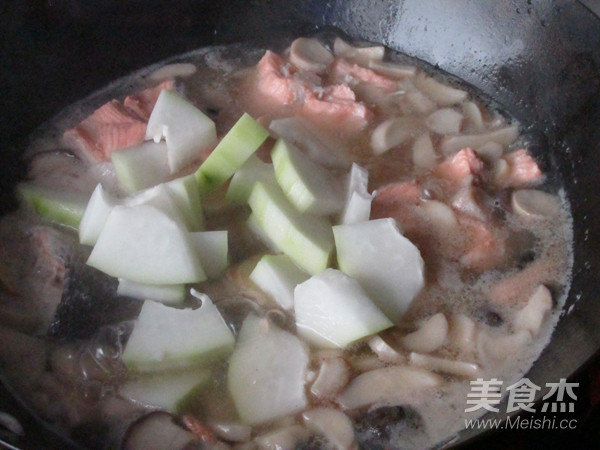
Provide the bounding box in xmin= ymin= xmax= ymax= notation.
xmin=0 ymin=36 xmax=572 ymax=449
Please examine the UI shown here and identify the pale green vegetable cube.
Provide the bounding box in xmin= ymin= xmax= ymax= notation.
xmin=146 ymin=89 xmax=217 ymax=173
xmin=111 ymin=141 xmax=170 ymax=193
xmin=196 ymin=113 xmax=269 ymax=192
xmin=271 ymin=138 xmax=343 ymax=215
xmin=117 ymin=279 xmax=186 ymax=305
xmin=249 ymin=254 xmax=309 ymax=310
xmin=247 ymin=182 xmax=333 ymax=275
xmin=189 ymin=230 xmax=228 ymax=279
xmin=294 ymin=269 xmax=393 ymax=348
xmin=123 ymin=293 xmax=234 ymax=372
xmin=120 ymin=368 xmax=211 ymax=413
xmin=228 ymin=315 xmax=309 ymax=425
xmin=79 ymin=183 xmax=118 ymax=245
xmin=18 ymin=182 xmax=88 ymax=229
xmin=87 ymin=204 xmax=206 ymax=284
xmin=333 ymin=218 xmax=425 ymax=323
xmin=226 ymin=154 xmax=277 ymax=204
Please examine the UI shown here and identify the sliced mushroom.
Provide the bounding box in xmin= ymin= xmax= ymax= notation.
xmin=347 ymin=354 xmax=388 ymax=372
xmin=462 ymin=101 xmax=485 ymax=132
xmin=492 ymin=157 xmax=511 ymax=185
xmin=122 ymin=412 xmax=198 ymax=450
xmin=511 ymin=189 xmax=561 ymax=219
xmin=368 ymin=335 xmax=405 ymax=364
xmin=333 ymin=38 xmax=385 ymax=64
xmin=478 ymin=330 xmax=532 ymax=362
xmin=254 ymin=424 xmax=310 ymax=450
xmin=337 ymin=366 xmax=443 ymax=409
xmin=211 ymin=422 xmax=252 ymax=443
xmin=368 ymin=60 xmax=417 ymax=78
xmin=514 ymin=285 xmax=553 ymax=335
xmin=421 ymin=200 xmax=458 ymax=231
xmin=401 ymin=313 xmax=448 ymax=353
xmin=150 ymin=63 xmax=197 ymax=81
xmin=447 ymin=314 xmax=478 ymax=354
xmin=475 ymin=141 xmax=504 ymax=162
xmin=440 ymin=125 xmax=519 ymax=155
xmin=414 ymin=73 xmax=468 ymax=106
xmin=412 ymin=133 xmax=437 ymax=169
xmin=303 ymin=408 xmax=356 ymax=450
xmin=405 ymin=90 xmax=437 ymax=114
xmin=409 ymin=352 xmax=480 ymax=378
xmin=451 ymin=176 xmax=486 ymax=221
xmin=310 ymin=356 xmax=351 ymax=398
xmin=371 ymin=116 xmax=422 ymax=154
xmin=289 ymin=38 xmax=335 ymax=74
xmin=426 ymin=108 xmax=464 ymax=135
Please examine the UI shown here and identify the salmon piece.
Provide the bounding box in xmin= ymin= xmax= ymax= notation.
xmin=63 ymin=80 xmax=175 ymax=162
xmin=487 ymin=258 xmax=558 ymax=306
xmin=371 ymin=181 xmax=423 ymax=233
xmin=256 ymin=51 xmax=372 ymax=128
xmin=331 ymin=58 xmax=397 ymax=91
xmin=63 ymin=100 xmax=147 ymax=161
xmin=329 ymin=83 xmax=356 ymax=101
xmin=257 ymin=50 xmax=304 ymax=105
xmin=124 ymin=79 xmax=174 ymax=120
xmin=302 ymin=90 xmax=371 ymax=126
xmin=372 ymin=182 xmax=505 ymax=271
xmin=435 ymin=148 xmax=484 ymax=185
xmin=498 ymin=149 xmax=542 ymax=188
xmin=458 ymin=216 xmax=506 ymax=271
xmin=373 ymin=182 xmax=421 ymax=206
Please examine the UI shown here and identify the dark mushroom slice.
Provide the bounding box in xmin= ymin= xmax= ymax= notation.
xmin=48 ymin=262 xmax=142 ymax=341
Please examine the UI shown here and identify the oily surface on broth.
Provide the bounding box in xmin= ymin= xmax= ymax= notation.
xmin=0 ymin=36 xmax=572 ymax=449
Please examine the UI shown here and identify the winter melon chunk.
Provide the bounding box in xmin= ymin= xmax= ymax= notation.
xmin=123 ymin=293 xmax=234 ymax=372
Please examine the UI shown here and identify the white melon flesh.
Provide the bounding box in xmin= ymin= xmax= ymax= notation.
xmin=117 ymin=278 xmax=185 ymax=305
xmin=120 ymin=368 xmax=211 ymax=413
xmin=196 ymin=113 xmax=269 ymax=192
xmin=122 ymin=294 xmax=234 ymax=372
xmin=333 ymin=218 xmax=425 ymax=323
xmin=126 ymin=184 xmax=187 ymax=226
xmin=226 ymin=154 xmax=277 ymax=204
xmin=79 ymin=183 xmax=118 ymax=246
xmin=189 ymin=231 xmax=228 ymax=279
xmin=249 ymin=254 xmax=310 ymax=310
xmin=247 ymin=182 xmax=333 ymax=275
xmin=246 ymin=212 xmax=280 ymax=252
xmin=339 ymin=163 xmax=372 ymax=224
xmin=271 ymin=138 xmax=343 ymax=215
xmin=87 ymin=204 xmax=206 ymax=284
xmin=111 ymin=141 xmax=170 ymax=193
xmin=146 ymin=90 xmax=217 ymax=173
xmin=228 ymin=315 xmax=309 ymax=425
xmin=294 ymin=269 xmax=393 ymax=348
xmin=163 ymin=174 xmax=204 ymax=231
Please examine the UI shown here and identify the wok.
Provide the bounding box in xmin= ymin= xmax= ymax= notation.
xmin=1 ymin=0 xmax=599 ymax=448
